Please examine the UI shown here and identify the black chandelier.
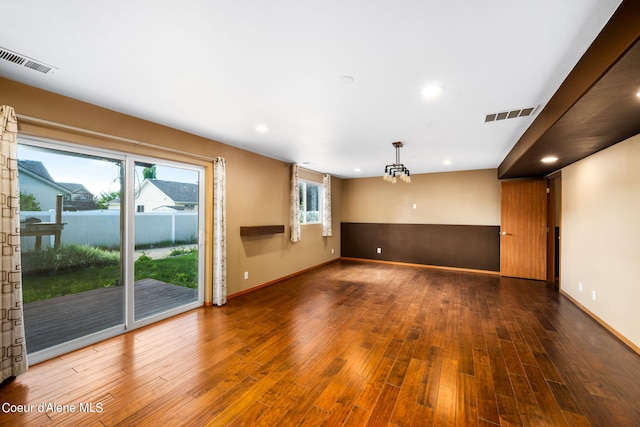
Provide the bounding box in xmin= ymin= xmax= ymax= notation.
xmin=383 ymin=141 xmax=411 ymax=183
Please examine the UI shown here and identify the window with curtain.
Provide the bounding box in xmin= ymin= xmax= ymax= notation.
xmin=299 ymin=179 xmax=322 ymax=224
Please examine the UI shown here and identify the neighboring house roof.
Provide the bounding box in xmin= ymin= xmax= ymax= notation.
xmin=57 ymin=182 xmax=93 ymax=196
xmin=18 ymin=160 xmax=71 ymax=194
xmin=153 ymin=205 xmax=188 ymax=211
xmin=148 ymin=179 xmax=198 ymax=204
xmin=18 ymin=160 xmax=94 ymax=197
xmin=18 ymin=160 xmax=56 ymax=182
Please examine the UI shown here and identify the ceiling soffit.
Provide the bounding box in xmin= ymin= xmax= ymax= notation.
xmin=498 ymin=0 xmax=640 ymax=179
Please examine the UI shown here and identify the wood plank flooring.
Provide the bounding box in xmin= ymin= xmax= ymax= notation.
xmin=2 ymin=260 xmax=640 ymax=426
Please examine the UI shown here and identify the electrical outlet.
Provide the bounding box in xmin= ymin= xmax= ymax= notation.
xmin=412 ymin=203 xmax=417 ymax=209
xmin=331 ymin=249 xmax=334 ymax=254
xmin=591 ymin=290 xmax=596 ymax=301
xmin=376 ymin=247 xmax=382 ymax=254
xmin=578 ymin=282 xmax=583 ymax=292
xmin=244 ymin=271 xmax=249 ymax=280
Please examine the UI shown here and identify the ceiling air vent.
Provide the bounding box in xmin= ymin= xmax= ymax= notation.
xmin=0 ymin=47 xmax=55 ymax=74
xmin=0 ymin=48 xmax=25 ymax=65
xmin=485 ymin=106 xmax=538 ymax=122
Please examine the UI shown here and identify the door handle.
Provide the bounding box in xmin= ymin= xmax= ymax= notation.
xmin=500 ymin=231 xmax=509 ymax=236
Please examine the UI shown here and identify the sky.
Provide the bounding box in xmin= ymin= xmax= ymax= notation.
xmin=18 ymin=144 xmax=199 ymax=197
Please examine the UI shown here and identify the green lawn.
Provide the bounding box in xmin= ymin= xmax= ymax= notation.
xmin=22 ymin=252 xmax=198 ymax=304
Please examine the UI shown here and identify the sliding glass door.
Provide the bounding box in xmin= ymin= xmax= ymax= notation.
xmin=132 ymin=161 xmax=201 ymax=321
xmin=18 ymin=142 xmax=125 ymax=356
xmin=18 ymin=138 xmax=204 ymax=363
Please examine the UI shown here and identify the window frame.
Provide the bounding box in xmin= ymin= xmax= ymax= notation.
xmin=299 ymin=179 xmax=322 ymax=225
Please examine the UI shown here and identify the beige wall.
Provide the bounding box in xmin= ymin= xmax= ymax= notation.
xmin=561 ymin=133 xmax=640 ymax=348
xmin=342 ymin=168 xmax=501 ymax=225
xmin=226 ymin=152 xmax=341 ymax=294
xmin=1 ymin=77 xmax=341 ymax=300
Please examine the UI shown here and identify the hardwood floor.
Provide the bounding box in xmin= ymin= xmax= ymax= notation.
xmin=2 ymin=260 xmax=639 ymax=426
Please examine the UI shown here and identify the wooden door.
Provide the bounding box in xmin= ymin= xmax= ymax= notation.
xmin=500 ymin=180 xmax=547 ymax=280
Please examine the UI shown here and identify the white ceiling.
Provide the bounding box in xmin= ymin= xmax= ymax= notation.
xmin=0 ymin=0 xmax=622 ymax=178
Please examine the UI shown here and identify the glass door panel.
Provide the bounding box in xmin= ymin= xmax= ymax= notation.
xmin=132 ymin=161 xmax=200 ymax=321
xmin=18 ymin=143 xmax=124 ymax=355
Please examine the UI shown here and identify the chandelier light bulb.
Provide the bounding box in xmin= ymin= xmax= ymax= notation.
xmin=383 ymin=141 xmax=411 ymax=184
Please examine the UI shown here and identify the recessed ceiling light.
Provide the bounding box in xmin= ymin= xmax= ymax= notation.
xmin=256 ymin=124 xmax=269 ymax=133
xmin=443 ymin=160 xmax=453 ymax=166
xmin=354 ymin=168 xmax=361 ymax=172
xmin=422 ymin=83 xmax=444 ymax=99
xmin=541 ymin=156 xmax=558 ymax=163
xmin=636 ymin=89 xmax=640 ymax=98
xmin=339 ymin=75 xmax=354 ymax=85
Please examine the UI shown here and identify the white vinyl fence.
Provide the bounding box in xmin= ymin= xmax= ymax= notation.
xmin=20 ymin=209 xmax=198 ymax=252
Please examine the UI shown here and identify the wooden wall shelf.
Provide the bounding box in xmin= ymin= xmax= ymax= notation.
xmin=240 ymin=225 xmax=285 ymax=237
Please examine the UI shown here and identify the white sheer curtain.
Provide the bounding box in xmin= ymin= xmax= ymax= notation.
xmin=1 ymin=105 xmax=28 ymax=381
xmin=290 ymin=164 xmax=301 ymax=243
xmin=212 ymin=157 xmax=227 ymax=306
xmin=322 ymin=173 xmax=332 ymax=237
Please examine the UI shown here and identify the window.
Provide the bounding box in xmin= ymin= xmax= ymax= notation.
xmin=299 ymin=180 xmax=322 ymax=224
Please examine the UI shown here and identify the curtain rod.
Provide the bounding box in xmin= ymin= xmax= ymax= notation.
xmin=16 ymin=114 xmax=216 ymax=162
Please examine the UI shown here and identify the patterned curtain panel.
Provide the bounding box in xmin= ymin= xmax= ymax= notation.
xmin=212 ymin=157 xmax=227 ymax=306
xmin=1 ymin=105 xmax=28 ymax=381
xmin=290 ymin=164 xmax=301 ymax=243
xmin=322 ymin=173 xmax=332 ymax=237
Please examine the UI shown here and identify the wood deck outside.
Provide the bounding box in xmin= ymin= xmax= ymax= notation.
xmin=23 ymin=278 xmax=198 ymax=353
